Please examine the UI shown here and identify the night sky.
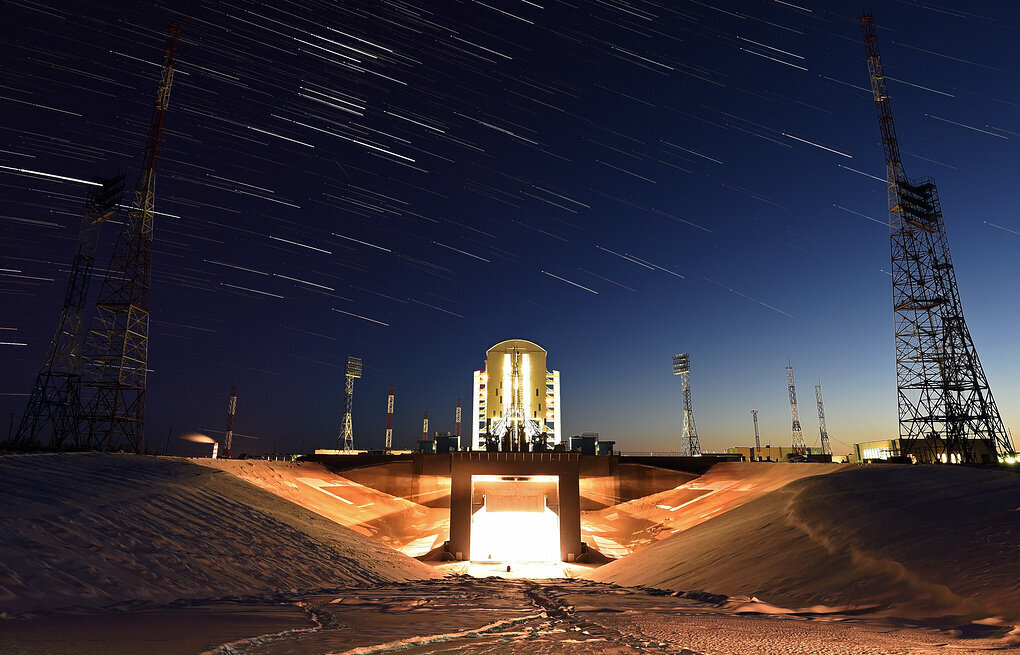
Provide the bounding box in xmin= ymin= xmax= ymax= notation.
xmin=3 ymin=0 xmax=1019 ymax=456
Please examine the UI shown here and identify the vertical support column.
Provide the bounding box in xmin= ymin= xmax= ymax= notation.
xmin=448 ymin=457 xmax=473 ymax=560
xmin=558 ymin=456 xmax=581 ymax=562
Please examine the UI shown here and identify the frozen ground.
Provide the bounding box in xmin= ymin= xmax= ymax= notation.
xmin=2 ymin=578 xmax=1016 ymax=654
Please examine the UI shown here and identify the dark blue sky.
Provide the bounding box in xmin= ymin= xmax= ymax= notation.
xmin=3 ymin=0 xmax=1019 ymax=456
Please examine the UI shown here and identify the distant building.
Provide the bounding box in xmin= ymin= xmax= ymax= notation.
xmin=472 ymin=338 xmax=561 ymax=451
xmin=852 ymin=438 xmax=995 ymax=464
xmin=727 ymin=445 xmax=838 ymax=463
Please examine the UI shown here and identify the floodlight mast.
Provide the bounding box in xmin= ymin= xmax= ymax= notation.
xmin=338 ymin=356 xmax=362 ymax=451
xmin=672 ymin=353 xmax=700 ymax=456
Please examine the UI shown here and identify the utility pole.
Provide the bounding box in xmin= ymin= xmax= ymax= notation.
xmin=84 ymin=26 xmax=181 ymax=453
xmin=860 ymin=15 xmax=1015 ymax=464
xmin=815 ymin=383 xmax=832 ymax=456
xmin=787 ymin=365 xmax=807 ymax=455
xmin=672 ymin=353 xmax=701 ymax=456
xmin=751 ymin=409 xmax=761 ymax=461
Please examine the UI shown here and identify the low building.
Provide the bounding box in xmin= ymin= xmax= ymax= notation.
xmin=852 ymin=438 xmax=997 ymax=464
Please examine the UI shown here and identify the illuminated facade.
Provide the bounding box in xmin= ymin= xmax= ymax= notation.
xmin=472 ymin=339 xmax=561 ymax=450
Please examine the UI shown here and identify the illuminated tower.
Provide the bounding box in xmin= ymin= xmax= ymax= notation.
xmin=815 ymin=384 xmax=832 ymax=456
xmin=787 ymin=365 xmax=807 ymax=455
xmin=10 ymin=174 xmax=123 ymax=450
xmin=337 ymin=356 xmax=362 ymax=451
xmin=224 ymin=385 xmax=237 ymax=458
xmin=422 ymin=410 xmax=429 ymax=442
xmin=83 ymin=27 xmax=180 ymax=453
xmin=672 ymin=353 xmax=700 ymax=456
xmin=472 ymin=339 xmax=560 ymax=450
xmin=751 ymin=409 xmax=761 ymax=460
xmin=860 ymin=15 xmax=1014 ymax=464
xmin=385 ymin=385 xmax=394 ymax=452
xmin=455 ymin=397 xmax=462 ymax=439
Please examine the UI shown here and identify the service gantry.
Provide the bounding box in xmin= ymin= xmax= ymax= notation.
xmin=815 ymin=383 xmax=832 ymax=456
xmin=672 ymin=353 xmax=701 ymax=456
xmin=860 ymin=15 xmax=1015 ymax=464
xmin=337 ymin=356 xmax=363 ymax=450
xmin=787 ymin=365 xmax=807 ymax=455
xmin=83 ymin=26 xmax=180 ymax=453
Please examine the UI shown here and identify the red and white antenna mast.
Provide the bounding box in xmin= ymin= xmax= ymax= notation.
xmin=224 ymin=385 xmax=237 ymax=458
xmin=385 ymin=385 xmax=394 ymax=453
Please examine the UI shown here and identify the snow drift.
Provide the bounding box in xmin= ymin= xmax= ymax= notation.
xmin=586 ymin=464 xmax=1020 ymax=622
xmin=0 ymin=453 xmax=437 ymax=614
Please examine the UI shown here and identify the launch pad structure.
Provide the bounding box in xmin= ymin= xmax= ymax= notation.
xmin=861 ymin=15 xmax=1016 ymax=464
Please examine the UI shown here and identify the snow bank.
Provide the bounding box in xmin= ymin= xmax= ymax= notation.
xmin=586 ymin=464 xmax=1020 ymax=622
xmin=0 ymin=453 xmax=437 ymax=614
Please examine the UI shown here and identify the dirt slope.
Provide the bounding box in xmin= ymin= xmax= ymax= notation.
xmin=586 ymin=464 xmax=1020 ymax=622
xmin=0 ymin=453 xmax=438 ymax=614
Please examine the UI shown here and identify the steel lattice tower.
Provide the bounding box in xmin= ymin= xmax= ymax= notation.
xmin=861 ymin=15 xmax=1015 ymax=464
xmin=338 ymin=356 xmax=362 ymax=451
xmin=787 ymin=366 xmax=807 ymax=455
xmin=224 ymin=385 xmax=237 ymax=458
xmin=10 ymin=175 xmax=124 ymax=450
xmin=672 ymin=353 xmax=700 ymax=456
xmin=751 ymin=409 xmax=761 ymax=460
xmin=815 ymin=384 xmax=832 ymax=456
xmin=82 ymin=27 xmax=180 ymax=453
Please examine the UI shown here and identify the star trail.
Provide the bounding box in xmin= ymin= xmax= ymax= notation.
xmin=2 ymin=0 xmax=1019 ymax=454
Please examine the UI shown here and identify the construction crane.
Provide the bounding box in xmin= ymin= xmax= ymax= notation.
xmin=815 ymin=384 xmax=831 ymax=456
xmin=83 ymin=26 xmax=180 ymax=453
xmin=860 ymin=15 xmax=1015 ymax=464
xmin=787 ymin=365 xmax=807 ymax=455
xmin=11 ymin=174 xmax=123 ymax=450
xmin=672 ymin=353 xmax=701 ymax=456
xmin=224 ymin=385 xmax=237 ymax=458
xmin=751 ymin=409 xmax=761 ymax=461
xmin=385 ymin=385 xmax=394 ymax=453
xmin=337 ymin=356 xmax=362 ymax=451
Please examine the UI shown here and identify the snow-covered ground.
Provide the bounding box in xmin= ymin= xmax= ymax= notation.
xmin=1 ymin=453 xmax=1017 ymax=654
xmin=0 ymin=453 xmax=437 ymax=615
xmin=3 ymin=578 xmax=1016 ymax=654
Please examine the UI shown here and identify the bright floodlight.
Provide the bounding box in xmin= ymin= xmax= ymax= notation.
xmin=471 ymin=506 xmax=560 ymax=562
xmin=673 ymin=353 xmax=689 ymax=375
xmin=345 ymin=356 xmax=363 ymax=378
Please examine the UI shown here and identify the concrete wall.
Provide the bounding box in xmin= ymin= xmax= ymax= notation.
xmin=448 ymin=451 xmax=581 ymax=562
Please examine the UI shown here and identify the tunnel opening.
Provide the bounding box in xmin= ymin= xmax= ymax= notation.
xmin=470 ymin=474 xmax=560 ymax=563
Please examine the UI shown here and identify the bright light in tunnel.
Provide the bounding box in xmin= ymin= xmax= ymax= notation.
xmin=471 ymin=504 xmax=560 ymax=562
